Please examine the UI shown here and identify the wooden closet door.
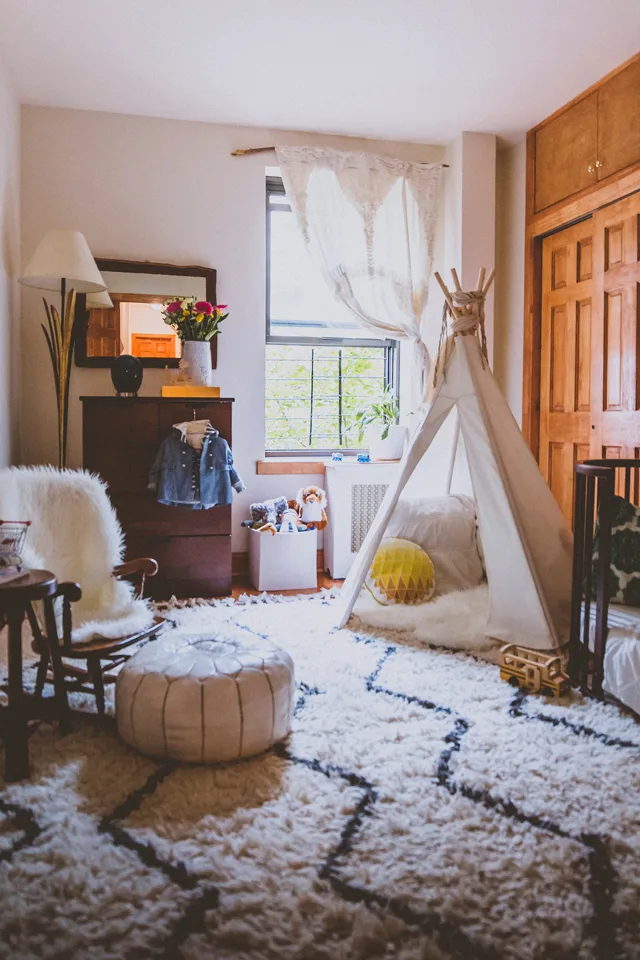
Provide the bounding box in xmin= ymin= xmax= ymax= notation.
xmin=86 ymin=305 xmax=121 ymax=357
xmin=539 ymin=220 xmax=594 ymax=523
xmin=591 ymin=191 xmax=640 ymax=487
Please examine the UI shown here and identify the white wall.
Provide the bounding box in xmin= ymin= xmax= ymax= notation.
xmin=494 ymin=140 xmax=526 ymax=424
xmin=0 ymin=58 xmax=20 ymax=466
xmin=420 ymin=131 xmax=498 ymax=492
xmin=443 ymin=132 xmax=497 ymax=357
xmin=20 ymin=106 xmax=444 ymax=549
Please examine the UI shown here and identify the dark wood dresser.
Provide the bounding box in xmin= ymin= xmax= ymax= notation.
xmin=81 ymin=397 xmax=234 ymax=599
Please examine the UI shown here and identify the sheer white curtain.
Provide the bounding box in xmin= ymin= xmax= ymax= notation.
xmin=275 ymin=146 xmax=442 ymax=407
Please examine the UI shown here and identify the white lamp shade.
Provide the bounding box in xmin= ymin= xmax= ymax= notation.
xmin=86 ymin=289 xmax=114 ymax=309
xmin=19 ymin=229 xmax=106 ymax=294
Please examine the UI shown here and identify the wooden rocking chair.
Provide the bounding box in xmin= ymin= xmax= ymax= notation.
xmin=30 ymin=557 xmax=165 ymax=718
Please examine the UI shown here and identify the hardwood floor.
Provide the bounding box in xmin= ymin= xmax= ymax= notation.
xmin=231 ymin=574 xmax=342 ymax=600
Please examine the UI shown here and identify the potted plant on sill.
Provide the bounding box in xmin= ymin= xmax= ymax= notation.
xmin=352 ymin=386 xmax=407 ymax=461
xmin=162 ymin=297 xmax=229 ymax=386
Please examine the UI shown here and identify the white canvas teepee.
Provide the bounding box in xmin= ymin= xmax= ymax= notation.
xmin=339 ymin=270 xmax=574 ymax=651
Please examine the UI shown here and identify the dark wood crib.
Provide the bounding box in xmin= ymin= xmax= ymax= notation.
xmin=570 ymin=459 xmax=640 ymax=699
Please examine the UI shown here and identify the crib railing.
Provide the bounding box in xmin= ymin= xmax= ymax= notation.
xmin=570 ymin=459 xmax=640 ymax=698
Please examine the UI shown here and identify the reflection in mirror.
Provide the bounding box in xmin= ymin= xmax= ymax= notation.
xmin=87 ymin=295 xmax=181 ymax=359
xmin=75 ymin=260 xmax=217 ymax=369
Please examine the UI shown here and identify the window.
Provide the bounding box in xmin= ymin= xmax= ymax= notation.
xmin=265 ymin=176 xmax=398 ymax=453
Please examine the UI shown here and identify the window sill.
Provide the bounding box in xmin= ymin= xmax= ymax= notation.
xmin=256 ymin=458 xmax=401 ymax=475
xmin=256 ymin=458 xmax=329 ymax=475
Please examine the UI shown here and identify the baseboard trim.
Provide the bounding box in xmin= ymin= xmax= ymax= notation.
xmin=233 ymin=549 xmax=325 ymax=583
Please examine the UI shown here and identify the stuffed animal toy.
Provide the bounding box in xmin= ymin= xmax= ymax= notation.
xmin=296 ymin=485 xmax=328 ymax=530
xmin=278 ymin=508 xmax=307 ymax=534
xmin=275 ymin=498 xmax=292 ymax=524
xmin=249 ymin=496 xmax=288 ymax=533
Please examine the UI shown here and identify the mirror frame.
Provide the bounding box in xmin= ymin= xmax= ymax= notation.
xmin=74 ymin=258 xmax=218 ymax=368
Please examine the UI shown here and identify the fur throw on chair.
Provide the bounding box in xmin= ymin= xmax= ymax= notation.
xmin=0 ymin=467 xmax=154 ymax=643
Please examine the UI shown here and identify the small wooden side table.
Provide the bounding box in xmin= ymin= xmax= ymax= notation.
xmin=0 ymin=569 xmax=58 ymax=781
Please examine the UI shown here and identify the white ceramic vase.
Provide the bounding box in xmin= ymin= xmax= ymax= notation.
xmin=367 ymin=424 xmax=408 ymax=461
xmin=181 ymin=340 xmax=211 ymax=387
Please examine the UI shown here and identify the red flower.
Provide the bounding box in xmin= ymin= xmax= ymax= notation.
xmin=195 ymin=300 xmax=213 ymax=314
xmin=214 ymin=304 xmax=228 ymax=311
xmin=166 ymin=300 xmax=182 ymax=313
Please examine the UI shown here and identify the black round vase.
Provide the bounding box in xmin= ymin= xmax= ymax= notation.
xmin=111 ymin=355 xmax=143 ymax=396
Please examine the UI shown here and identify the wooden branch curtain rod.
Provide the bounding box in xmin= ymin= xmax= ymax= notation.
xmin=231 ymin=147 xmax=276 ymax=156
xmin=231 ymin=146 xmax=449 ymax=166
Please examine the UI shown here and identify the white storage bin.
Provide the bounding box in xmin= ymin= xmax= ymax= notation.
xmin=249 ymin=527 xmax=318 ymax=591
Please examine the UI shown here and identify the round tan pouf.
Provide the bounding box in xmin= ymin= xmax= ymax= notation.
xmin=115 ymin=633 xmax=295 ymax=762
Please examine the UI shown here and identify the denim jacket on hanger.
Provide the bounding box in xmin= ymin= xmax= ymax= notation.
xmin=148 ymin=424 xmax=245 ymax=509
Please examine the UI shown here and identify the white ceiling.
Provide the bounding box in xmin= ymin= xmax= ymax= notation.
xmin=0 ymin=0 xmax=639 ymax=145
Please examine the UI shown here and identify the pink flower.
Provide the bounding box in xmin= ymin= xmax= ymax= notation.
xmin=195 ymin=300 xmax=214 ymax=314
xmin=166 ymin=300 xmax=182 ymax=313
xmin=214 ymin=304 xmax=228 ymax=311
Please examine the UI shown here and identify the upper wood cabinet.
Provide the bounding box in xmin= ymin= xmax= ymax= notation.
xmin=534 ymin=93 xmax=598 ymax=211
xmin=597 ymin=57 xmax=640 ymax=180
xmin=532 ymin=53 xmax=640 ymax=215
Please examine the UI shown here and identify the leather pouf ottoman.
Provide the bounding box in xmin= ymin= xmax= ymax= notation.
xmin=115 ymin=633 xmax=295 ymax=762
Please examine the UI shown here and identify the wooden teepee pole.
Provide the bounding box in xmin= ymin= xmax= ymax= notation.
xmin=433 ymin=272 xmax=456 ymax=313
xmin=433 ymin=267 xmax=495 ymax=327
xmin=483 ymin=268 xmax=495 ymax=295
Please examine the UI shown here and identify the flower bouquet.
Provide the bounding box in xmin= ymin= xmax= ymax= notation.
xmin=162 ymin=298 xmax=229 ymax=386
xmin=162 ymin=298 xmax=229 ymax=342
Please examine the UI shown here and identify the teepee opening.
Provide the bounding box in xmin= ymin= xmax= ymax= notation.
xmin=339 ymin=269 xmax=574 ymax=654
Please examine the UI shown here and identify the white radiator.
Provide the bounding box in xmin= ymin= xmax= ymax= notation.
xmin=324 ymin=462 xmax=401 ymax=579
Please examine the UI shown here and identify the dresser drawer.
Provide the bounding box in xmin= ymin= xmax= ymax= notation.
xmin=115 ymin=495 xmax=231 ymax=537
xmin=84 ymin=401 xmax=159 ymax=447
xmin=87 ymin=445 xmax=158 ymax=493
xmin=125 ymin=534 xmax=231 ymax=599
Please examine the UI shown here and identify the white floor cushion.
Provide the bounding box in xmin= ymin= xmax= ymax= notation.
xmin=386 ymin=494 xmax=484 ymax=595
xmin=116 ymin=633 xmax=295 ymax=762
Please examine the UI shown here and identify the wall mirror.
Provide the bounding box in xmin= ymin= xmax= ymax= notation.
xmin=74 ymin=258 xmax=218 ymax=368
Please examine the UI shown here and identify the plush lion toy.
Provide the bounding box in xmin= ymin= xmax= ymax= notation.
xmin=295 ymin=485 xmax=328 ymax=530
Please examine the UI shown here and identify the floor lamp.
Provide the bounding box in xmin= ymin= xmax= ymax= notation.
xmin=19 ymin=230 xmax=106 ymax=468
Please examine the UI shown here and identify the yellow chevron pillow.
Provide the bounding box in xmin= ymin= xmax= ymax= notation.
xmin=365 ymin=538 xmax=436 ymax=606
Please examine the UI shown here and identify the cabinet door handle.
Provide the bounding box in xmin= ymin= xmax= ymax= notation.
xmin=587 ymin=164 xmax=595 ymax=173
xmin=595 ymin=159 xmax=602 ymax=169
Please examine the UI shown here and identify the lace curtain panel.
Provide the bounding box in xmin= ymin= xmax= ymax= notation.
xmin=275 ymin=146 xmax=443 ymax=404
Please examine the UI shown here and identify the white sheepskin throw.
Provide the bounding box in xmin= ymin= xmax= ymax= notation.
xmin=353 ymin=583 xmax=495 ymax=652
xmin=0 ymin=467 xmax=153 ymax=642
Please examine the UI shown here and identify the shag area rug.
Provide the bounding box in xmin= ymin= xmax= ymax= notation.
xmin=1 ymin=593 xmax=640 ymax=960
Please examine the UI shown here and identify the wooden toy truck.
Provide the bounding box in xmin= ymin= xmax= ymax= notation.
xmin=499 ymin=644 xmax=570 ymax=697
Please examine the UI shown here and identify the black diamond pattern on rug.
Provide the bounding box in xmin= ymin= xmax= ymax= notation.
xmin=0 ymin=798 xmax=41 ymax=864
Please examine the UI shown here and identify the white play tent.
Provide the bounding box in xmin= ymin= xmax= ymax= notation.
xmin=339 ymin=270 xmax=573 ymax=651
